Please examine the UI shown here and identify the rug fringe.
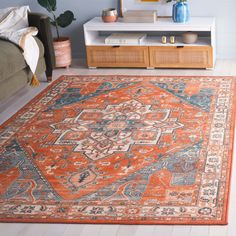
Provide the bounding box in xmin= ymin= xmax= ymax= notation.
xmin=30 ymin=74 xmax=40 ymax=87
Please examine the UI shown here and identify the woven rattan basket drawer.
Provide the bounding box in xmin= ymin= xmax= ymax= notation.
xmin=149 ymin=46 xmax=213 ymax=68
xmin=86 ymin=46 xmax=149 ymax=68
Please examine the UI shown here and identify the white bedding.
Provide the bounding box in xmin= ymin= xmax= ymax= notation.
xmin=0 ymin=6 xmax=40 ymax=84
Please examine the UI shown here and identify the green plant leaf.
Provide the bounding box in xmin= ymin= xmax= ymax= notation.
xmin=37 ymin=0 xmax=57 ymax=12
xmin=56 ymin=11 xmax=76 ymax=28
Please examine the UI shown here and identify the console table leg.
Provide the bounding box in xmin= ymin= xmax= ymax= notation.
xmin=89 ymin=66 xmax=97 ymax=69
xmin=146 ymin=67 xmax=155 ymax=70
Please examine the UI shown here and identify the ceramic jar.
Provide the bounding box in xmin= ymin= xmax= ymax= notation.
xmin=182 ymin=32 xmax=198 ymax=44
xmin=102 ymin=8 xmax=118 ymax=23
xmin=172 ymin=1 xmax=190 ymax=23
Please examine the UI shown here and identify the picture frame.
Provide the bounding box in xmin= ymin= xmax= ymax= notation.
xmin=120 ymin=0 xmax=172 ymax=17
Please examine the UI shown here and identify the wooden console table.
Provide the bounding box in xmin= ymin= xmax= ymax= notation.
xmin=83 ymin=17 xmax=216 ymax=69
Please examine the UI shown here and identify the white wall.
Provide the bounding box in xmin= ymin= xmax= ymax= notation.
xmin=189 ymin=0 xmax=236 ymax=59
xmin=0 ymin=0 xmax=235 ymax=59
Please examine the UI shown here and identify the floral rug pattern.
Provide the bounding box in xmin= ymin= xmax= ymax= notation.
xmin=0 ymin=75 xmax=235 ymax=224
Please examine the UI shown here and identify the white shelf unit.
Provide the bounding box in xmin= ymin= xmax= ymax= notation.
xmin=84 ymin=17 xmax=216 ymax=69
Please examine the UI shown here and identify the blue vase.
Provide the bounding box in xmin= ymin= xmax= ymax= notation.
xmin=172 ymin=1 xmax=190 ymax=23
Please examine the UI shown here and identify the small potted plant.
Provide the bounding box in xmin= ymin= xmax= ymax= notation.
xmin=38 ymin=0 xmax=76 ymax=68
xmin=167 ymin=0 xmax=190 ymax=23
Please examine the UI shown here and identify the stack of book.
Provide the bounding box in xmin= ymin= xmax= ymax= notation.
xmin=105 ymin=33 xmax=147 ymax=45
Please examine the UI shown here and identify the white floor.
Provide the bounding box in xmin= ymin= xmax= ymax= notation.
xmin=0 ymin=59 xmax=236 ymax=236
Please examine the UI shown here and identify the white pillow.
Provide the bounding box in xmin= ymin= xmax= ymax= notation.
xmin=0 ymin=6 xmax=30 ymax=33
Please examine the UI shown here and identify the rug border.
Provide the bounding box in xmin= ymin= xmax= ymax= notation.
xmin=221 ymin=78 xmax=236 ymax=225
xmin=0 ymin=218 xmax=230 ymax=225
xmin=0 ymin=75 xmax=235 ymax=225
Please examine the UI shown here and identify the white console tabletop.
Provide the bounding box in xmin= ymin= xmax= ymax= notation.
xmin=84 ymin=17 xmax=215 ymax=32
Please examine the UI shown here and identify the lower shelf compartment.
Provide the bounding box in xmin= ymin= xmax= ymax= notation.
xmin=150 ymin=46 xmax=213 ymax=68
xmin=86 ymin=46 xmax=149 ymax=68
xmin=86 ymin=45 xmax=214 ymax=69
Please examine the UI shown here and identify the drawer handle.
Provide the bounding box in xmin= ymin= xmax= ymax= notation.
xmin=112 ymin=45 xmax=121 ymax=48
xmin=177 ymin=46 xmax=184 ymax=49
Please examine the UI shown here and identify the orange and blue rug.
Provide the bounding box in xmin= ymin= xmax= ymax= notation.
xmin=0 ymin=75 xmax=235 ymax=225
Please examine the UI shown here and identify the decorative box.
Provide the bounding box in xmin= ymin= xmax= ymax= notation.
xmin=123 ymin=10 xmax=157 ymax=23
